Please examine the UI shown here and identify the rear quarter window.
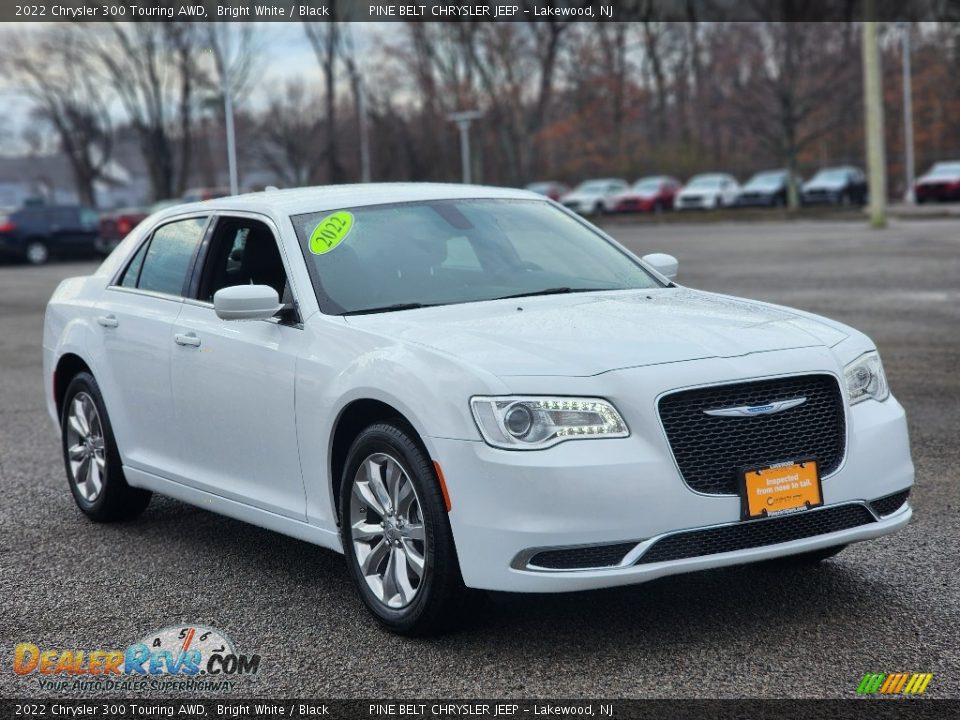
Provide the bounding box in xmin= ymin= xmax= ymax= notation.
xmin=128 ymin=217 xmax=207 ymax=296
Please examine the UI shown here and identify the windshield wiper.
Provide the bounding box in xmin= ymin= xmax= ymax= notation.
xmin=341 ymin=303 xmax=436 ymax=316
xmin=492 ymin=287 xmax=609 ymax=301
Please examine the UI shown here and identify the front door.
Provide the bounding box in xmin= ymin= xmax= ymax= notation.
xmin=169 ymin=215 xmax=307 ymax=520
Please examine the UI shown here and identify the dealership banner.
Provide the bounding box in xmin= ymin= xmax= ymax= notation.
xmin=4 ymin=0 xmax=951 ymax=23
xmin=2 ymin=700 xmax=957 ymax=719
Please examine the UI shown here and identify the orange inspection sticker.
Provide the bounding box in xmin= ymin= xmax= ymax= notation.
xmin=741 ymin=459 xmax=823 ymax=520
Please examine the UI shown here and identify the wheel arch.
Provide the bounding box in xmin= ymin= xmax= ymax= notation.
xmin=54 ymin=352 xmax=93 ymax=420
xmin=329 ymin=398 xmax=432 ymax=524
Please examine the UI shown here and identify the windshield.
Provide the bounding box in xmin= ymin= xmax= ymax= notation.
xmin=686 ymin=175 xmax=725 ymax=189
xmin=632 ymin=178 xmax=663 ymax=193
xmin=744 ymin=171 xmax=786 ymax=189
xmin=811 ymin=169 xmax=849 ymax=183
xmin=293 ymin=199 xmax=662 ymax=315
xmin=929 ymin=162 xmax=960 ymax=176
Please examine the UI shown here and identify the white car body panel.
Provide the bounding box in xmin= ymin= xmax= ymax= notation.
xmin=42 ymin=183 xmax=914 ymax=594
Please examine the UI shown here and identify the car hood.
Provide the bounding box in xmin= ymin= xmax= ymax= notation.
xmin=343 ymin=288 xmax=848 ymax=377
xmin=917 ymin=173 xmax=960 ymax=184
xmin=678 ymin=187 xmax=720 ymax=198
xmin=804 ymin=179 xmax=845 ymax=191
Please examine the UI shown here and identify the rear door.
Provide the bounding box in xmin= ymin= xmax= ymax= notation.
xmin=97 ymin=215 xmax=209 ymax=477
xmin=168 ymin=214 xmax=307 ymax=520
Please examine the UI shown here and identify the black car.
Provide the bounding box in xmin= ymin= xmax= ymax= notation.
xmin=736 ymin=169 xmax=801 ymax=207
xmin=0 ymin=205 xmax=100 ymax=265
xmin=801 ymin=166 xmax=868 ymax=206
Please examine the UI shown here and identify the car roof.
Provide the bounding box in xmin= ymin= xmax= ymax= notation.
xmin=162 ymin=183 xmax=540 ymax=219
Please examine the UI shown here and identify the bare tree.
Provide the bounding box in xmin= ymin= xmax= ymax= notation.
xmin=256 ymin=81 xmax=323 ymax=187
xmin=82 ymin=23 xmax=203 ymax=201
xmin=304 ymin=14 xmax=347 ymax=183
xmin=0 ymin=26 xmax=112 ymax=206
xmin=729 ymin=19 xmax=859 ymax=207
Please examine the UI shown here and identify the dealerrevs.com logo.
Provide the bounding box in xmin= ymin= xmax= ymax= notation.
xmin=13 ymin=625 xmax=261 ymax=692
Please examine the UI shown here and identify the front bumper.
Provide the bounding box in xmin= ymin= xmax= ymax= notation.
xmin=434 ymin=382 xmax=913 ymax=593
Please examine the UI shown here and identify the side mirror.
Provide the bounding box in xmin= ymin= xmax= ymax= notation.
xmin=213 ymin=284 xmax=283 ymax=320
xmin=642 ymin=253 xmax=679 ymax=280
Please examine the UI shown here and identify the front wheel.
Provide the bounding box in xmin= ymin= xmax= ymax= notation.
xmin=61 ymin=372 xmax=152 ymax=522
xmin=340 ymin=421 xmax=476 ymax=635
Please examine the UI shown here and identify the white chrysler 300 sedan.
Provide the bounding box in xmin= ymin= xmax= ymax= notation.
xmin=43 ymin=184 xmax=913 ymax=634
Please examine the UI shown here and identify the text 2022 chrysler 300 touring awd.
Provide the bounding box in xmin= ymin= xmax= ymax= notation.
xmin=43 ymin=184 xmax=914 ymax=634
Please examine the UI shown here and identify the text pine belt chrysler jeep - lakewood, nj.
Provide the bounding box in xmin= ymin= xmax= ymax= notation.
xmin=43 ymin=183 xmax=913 ymax=635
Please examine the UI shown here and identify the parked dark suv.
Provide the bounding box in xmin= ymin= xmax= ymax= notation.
xmin=0 ymin=205 xmax=100 ymax=265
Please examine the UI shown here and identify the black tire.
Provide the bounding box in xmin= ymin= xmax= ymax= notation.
xmin=60 ymin=372 xmax=151 ymax=522
xmin=339 ymin=421 xmax=477 ymax=635
xmin=653 ymin=201 xmax=664 ymax=214
xmin=779 ymin=544 xmax=847 ymax=566
xmin=24 ymin=238 xmax=49 ymax=265
xmin=592 ymin=202 xmax=604 ymax=216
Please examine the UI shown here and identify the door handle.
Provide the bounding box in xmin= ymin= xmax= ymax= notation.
xmin=174 ymin=332 xmax=201 ymax=347
xmin=96 ymin=315 xmax=119 ymax=328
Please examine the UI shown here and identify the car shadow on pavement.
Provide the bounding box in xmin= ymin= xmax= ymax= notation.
xmin=100 ymin=494 xmax=910 ymax=650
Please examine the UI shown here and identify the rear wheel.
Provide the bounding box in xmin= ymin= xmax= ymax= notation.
xmin=61 ymin=372 xmax=151 ymax=522
xmin=24 ymin=239 xmax=49 ymax=265
xmin=340 ymin=421 xmax=476 ymax=635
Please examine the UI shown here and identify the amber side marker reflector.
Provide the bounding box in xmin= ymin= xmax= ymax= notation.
xmin=433 ymin=461 xmax=452 ymax=512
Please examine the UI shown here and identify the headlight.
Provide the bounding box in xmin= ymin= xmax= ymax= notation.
xmin=844 ymin=351 xmax=889 ymax=405
xmin=470 ymin=396 xmax=629 ymax=450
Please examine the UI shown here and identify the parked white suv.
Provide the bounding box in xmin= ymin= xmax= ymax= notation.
xmin=43 ymin=184 xmax=913 ymax=634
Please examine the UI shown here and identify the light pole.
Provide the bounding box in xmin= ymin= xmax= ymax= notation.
xmin=447 ymin=110 xmax=483 ymax=184
xmin=222 ymin=57 xmax=239 ymax=196
xmin=899 ymin=22 xmax=915 ymax=204
xmin=862 ymin=11 xmax=887 ymax=228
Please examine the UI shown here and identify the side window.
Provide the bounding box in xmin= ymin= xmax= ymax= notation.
xmin=119 ymin=239 xmax=149 ymax=288
xmin=198 ymin=218 xmax=289 ymax=303
xmin=136 ymin=218 xmax=207 ymax=296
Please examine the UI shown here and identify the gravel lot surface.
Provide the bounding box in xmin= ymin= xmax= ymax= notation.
xmin=1 ymin=218 xmax=957 ymax=699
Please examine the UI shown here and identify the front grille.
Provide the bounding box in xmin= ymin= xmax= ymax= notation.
xmin=636 ymin=504 xmax=875 ymax=564
xmin=658 ymin=374 xmax=846 ymax=495
xmin=528 ymin=542 xmax=637 ymax=570
xmin=869 ymin=489 xmax=911 ymax=517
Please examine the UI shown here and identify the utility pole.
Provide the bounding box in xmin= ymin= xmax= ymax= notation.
xmin=358 ymin=82 xmax=371 ymax=183
xmin=447 ymin=110 xmax=483 ymax=184
xmin=899 ymin=22 xmax=915 ymax=204
xmin=862 ymin=9 xmax=887 ymax=228
xmin=223 ymin=59 xmax=239 ymax=196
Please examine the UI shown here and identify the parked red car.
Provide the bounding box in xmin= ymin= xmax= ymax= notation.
xmin=612 ymin=176 xmax=682 ymax=213
xmin=96 ymin=207 xmax=148 ymax=255
xmin=914 ymin=161 xmax=960 ymax=203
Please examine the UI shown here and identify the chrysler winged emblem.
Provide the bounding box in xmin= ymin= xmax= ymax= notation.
xmin=703 ymin=397 xmax=807 ymax=417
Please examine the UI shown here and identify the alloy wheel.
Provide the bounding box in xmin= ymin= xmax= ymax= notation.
xmin=349 ymin=453 xmax=427 ymax=608
xmin=65 ymin=392 xmax=107 ymax=502
xmin=26 ymin=241 xmax=48 ymax=265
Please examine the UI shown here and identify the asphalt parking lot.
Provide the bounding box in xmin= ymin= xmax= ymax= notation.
xmin=1 ymin=218 xmax=957 ymax=699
